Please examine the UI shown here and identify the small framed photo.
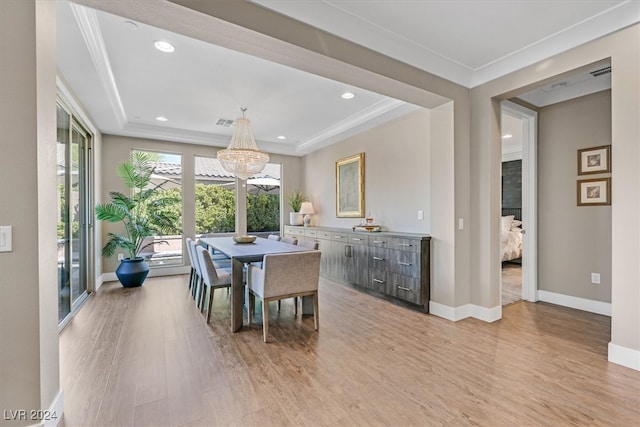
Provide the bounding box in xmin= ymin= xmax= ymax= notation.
xmin=578 ymin=145 xmax=611 ymax=175
xmin=577 ymin=178 xmax=611 ymax=206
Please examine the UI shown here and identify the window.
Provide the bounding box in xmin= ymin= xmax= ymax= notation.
xmin=137 ymin=150 xmax=183 ymax=267
xmin=194 ymin=156 xmax=281 ymax=237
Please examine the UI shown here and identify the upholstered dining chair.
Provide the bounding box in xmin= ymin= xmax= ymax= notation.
xmin=297 ymin=239 xmax=319 ymax=250
xmin=280 ymin=236 xmax=298 ymax=245
xmin=185 ymin=237 xmax=198 ymax=293
xmin=195 ymin=245 xmax=232 ymax=323
xmin=186 ymin=238 xmax=202 ymax=300
xmin=247 ymin=251 xmax=321 ymax=342
xmin=267 ymin=234 xmax=281 ymax=241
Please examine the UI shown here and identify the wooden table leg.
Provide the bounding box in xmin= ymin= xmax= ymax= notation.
xmin=231 ymin=258 xmax=244 ymax=332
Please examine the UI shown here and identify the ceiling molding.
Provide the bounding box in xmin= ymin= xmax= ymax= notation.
xmin=295 ymin=98 xmax=407 ymax=153
xmin=70 ymin=3 xmax=127 ymax=128
xmin=471 ymin=0 xmax=640 ymax=87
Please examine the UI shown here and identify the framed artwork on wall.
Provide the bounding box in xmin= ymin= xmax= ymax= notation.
xmin=577 ymin=177 xmax=611 ymax=206
xmin=336 ymin=153 xmax=365 ymax=217
xmin=578 ymin=145 xmax=611 ymax=175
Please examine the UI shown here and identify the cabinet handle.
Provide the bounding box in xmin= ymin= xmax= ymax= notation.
xmin=352 ymin=238 xmax=362 ymax=241
xmin=373 ymin=240 xmax=385 ymax=244
xmin=334 ymin=236 xmax=343 ymax=239
xmin=373 ymin=256 xmax=385 ymax=261
xmin=397 ymin=243 xmax=412 ymax=247
xmin=397 ymin=286 xmax=412 ymax=292
xmin=398 ymin=262 xmax=412 ymax=266
xmin=373 ymin=278 xmax=385 ymax=284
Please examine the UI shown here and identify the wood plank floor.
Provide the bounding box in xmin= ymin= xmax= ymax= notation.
xmin=59 ymin=274 xmax=640 ymax=426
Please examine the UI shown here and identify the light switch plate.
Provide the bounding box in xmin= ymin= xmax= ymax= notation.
xmin=417 ymin=210 xmax=424 ymax=220
xmin=0 ymin=226 xmax=12 ymax=252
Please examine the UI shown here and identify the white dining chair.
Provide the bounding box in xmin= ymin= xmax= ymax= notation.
xmin=280 ymin=236 xmax=297 ymax=245
xmin=267 ymin=234 xmax=281 ymax=241
xmin=247 ymin=251 xmax=321 ymax=342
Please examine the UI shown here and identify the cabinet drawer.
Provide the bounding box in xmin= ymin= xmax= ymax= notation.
xmin=368 ymin=236 xmax=389 ymax=248
xmin=348 ymin=234 xmax=368 ymax=246
xmin=304 ymin=229 xmax=318 ymax=238
xmin=317 ymin=231 xmax=332 ymax=240
xmin=283 ymin=226 xmax=296 ymax=235
xmin=330 ymin=232 xmax=348 ymax=242
xmin=291 ymin=227 xmax=306 ymax=237
xmin=387 ymin=237 xmax=421 ymax=253
xmin=389 ymin=273 xmax=422 ymax=305
xmin=389 ymin=250 xmax=420 ymax=277
xmin=369 ymin=247 xmax=389 ymax=270
xmin=368 ymin=270 xmax=388 ymax=293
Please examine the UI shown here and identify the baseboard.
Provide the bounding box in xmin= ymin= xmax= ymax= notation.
xmin=429 ymin=301 xmax=502 ymax=322
xmin=608 ymin=342 xmax=640 ymax=371
xmin=537 ymin=290 xmax=611 ymax=316
xmin=101 ymin=265 xmax=190 ymax=284
xmin=24 ymin=389 xmax=64 ymax=427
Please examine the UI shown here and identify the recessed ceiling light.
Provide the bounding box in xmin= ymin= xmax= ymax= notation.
xmin=277 ymin=135 xmax=286 ymax=140
xmin=502 ymin=134 xmax=513 ymax=139
xmin=154 ymin=41 xmax=174 ymax=53
xmin=156 ymin=116 xmax=168 ymax=122
xmin=341 ymin=91 xmax=355 ymax=100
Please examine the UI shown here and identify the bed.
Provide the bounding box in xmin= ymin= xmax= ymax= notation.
xmin=501 ymin=208 xmax=522 ymax=262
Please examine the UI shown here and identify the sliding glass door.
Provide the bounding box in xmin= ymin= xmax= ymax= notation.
xmin=57 ymin=102 xmax=92 ymax=324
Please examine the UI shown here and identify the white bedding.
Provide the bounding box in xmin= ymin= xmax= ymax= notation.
xmin=501 ymin=215 xmax=523 ymax=262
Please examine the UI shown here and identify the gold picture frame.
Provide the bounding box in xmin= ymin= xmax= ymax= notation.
xmin=578 ymin=145 xmax=611 ymax=175
xmin=336 ymin=153 xmax=365 ymax=217
xmin=577 ymin=177 xmax=611 ymax=206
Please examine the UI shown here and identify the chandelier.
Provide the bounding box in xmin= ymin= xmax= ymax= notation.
xmin=217 ymin=108 xmax=269 ymax=180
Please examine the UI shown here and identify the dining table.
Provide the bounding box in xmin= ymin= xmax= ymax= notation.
xmin=199 ymin=236 xmax=315 ymax=332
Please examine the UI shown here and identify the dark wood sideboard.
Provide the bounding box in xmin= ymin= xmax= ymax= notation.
xmin=284 ymin=226 xmax=430 ymax=313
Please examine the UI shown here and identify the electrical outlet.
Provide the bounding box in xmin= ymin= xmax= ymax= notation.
xmin=591 ymin=272 xmax=601 ymax=284
xmin=458 ymin=218 xmax=464 ymax=230
xmin=118 ymin=253 xmax=124 ymax=261
xmin=417 ymin=210 xmax=424 ymax=220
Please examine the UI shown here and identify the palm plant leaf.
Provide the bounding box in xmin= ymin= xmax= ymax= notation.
xmin=95 ymin=203 xmax=127 ymax=222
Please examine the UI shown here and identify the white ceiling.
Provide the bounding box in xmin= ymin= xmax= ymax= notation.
xmin=57 ymin=1 xmax=639 ymax=157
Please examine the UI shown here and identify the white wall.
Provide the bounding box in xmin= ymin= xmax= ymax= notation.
xmin=538 ymin=90 xmax=612 ymax=303
xmin=0 ymin=0 xmax=61 ymax=422
xmin=302 ymin=109 xmax=431 ymax=233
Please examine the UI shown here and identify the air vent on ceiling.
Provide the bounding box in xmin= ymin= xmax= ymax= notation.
xmin=589 ymin=66 xmax=611 ymax=77
xmin=215 ymin=118 xmax=234 ymax=127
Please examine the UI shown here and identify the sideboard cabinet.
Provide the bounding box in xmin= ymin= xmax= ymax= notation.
xmin=284 ymin=226 xmax=430 ymax=312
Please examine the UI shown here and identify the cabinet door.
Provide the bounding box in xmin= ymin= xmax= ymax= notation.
xmin=344 ymin=243 xmax=368 ymax=285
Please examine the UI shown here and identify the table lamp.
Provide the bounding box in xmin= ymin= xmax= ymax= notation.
xmin=300 ymin=202 xmax=315 ymax=227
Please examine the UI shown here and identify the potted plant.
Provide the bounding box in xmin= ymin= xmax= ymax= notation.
xmin=96 ymin=151 xmax=180 ymax=287
xmin=288 ymin=189 xmax=305 ymax=226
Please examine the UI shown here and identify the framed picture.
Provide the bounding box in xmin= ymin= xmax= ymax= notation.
xmin=578 ymin=145 xmax=611 ymax=175
xmin=577 ymin=177 xmax=611 ymax=206
xmin=336 ymin=153 xmax=365 ymax=217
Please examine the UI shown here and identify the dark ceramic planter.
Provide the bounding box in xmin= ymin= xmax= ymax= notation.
xmin=116 ymin=257 xmax=149 ymax=288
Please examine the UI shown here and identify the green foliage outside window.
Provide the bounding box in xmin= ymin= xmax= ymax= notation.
xmin=194 ymin=183 xmax=280 ymax=234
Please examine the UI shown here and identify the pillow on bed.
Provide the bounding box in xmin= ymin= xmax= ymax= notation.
xmin=511 ymin=219 xmax=522 ymax=230
xmin=501 ymin=215 xmax=515 ymax=232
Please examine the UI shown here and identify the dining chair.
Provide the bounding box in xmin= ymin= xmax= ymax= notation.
xmin=185 ymin=237 xmax=198 ymax=293
xmin=267 ymin=234 xmax=281 ymax=241
xmin=280 ymin=236 xmax=298 ymax=245
xmin=195 ymin=245 xmax=232 ymax=323
xmin=247 ymin=251 xmax=321 ymax=342
xmin=297 ymin=239 xmax=319 ymax=250
xmin=187 ymin=238 xmax=204 ymax=301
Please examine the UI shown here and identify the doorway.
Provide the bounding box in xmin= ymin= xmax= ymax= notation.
xmin=501 ymin=101 xmax=538 ymax=305
xmin=57 ymin=102 xmax=93 ymax=326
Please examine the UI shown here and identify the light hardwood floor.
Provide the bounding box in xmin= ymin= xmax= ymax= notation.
xmin=59 ymin=275 xmax=640 ymax=426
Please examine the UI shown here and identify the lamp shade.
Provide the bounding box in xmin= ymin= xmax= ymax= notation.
xmin=217 ymin=110 xmax=269 ymax=180
xmin=299 ymin=202 xmax=314 ymax=215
